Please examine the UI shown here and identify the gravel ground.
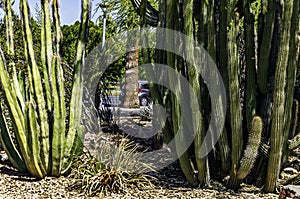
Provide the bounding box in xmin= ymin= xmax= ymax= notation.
xmin=0 ymin=150 xmax=278 ymax=199
xmin=0 ymin=110 xmax=291 ymax=198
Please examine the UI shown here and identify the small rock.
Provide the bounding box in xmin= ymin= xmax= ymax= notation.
xmin=0 ymin=153 xmax=8 ymax=162
xmin=279 ymin=185 xmax=300 ymax=199
xmin=283 ymin=167 xmax=298 ymax=174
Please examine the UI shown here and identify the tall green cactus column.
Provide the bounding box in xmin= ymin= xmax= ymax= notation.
xmin=243 ymin=0 xmax=257 ymax=131
xmin=264 ymin=0 xmax=294 ymax=192
xmin=281 ymin=0 xmax=300 ymax=168
xmin=217 ymin=0 xmax=231 ymax=173
xmin=184 ymin=0 xmax=209 ymax=186
xmin=62 ymin=0 xmax=90 ymax=174
xmin=257 ymin=0 xmax=275 ymax=94
xmin=50 ymin=55 xmax=66 ymax=176
xmin=166 ymin=0 xmax=198 ymax=186
xmin=40 ymin=0 xmax=53 ymax=113
xmin=227 ymin=1 xmax=243 ymax=189
xmin=0 ymin=57 xmax=27 ymax=172
xmin=4 ymin=0 xmax=14 ymax=56
xmin=20 ymin=0 xmax=49 ymax=177
xmin=0 ymin=0 xmax=27 ymax=172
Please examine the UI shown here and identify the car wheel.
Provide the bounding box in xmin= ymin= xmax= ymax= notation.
xmin=140 ymin=97 xmax=149 ymax=106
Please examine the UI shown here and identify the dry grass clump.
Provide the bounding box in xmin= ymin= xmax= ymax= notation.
xmin=69 ymin=139 xmax=155 ymax=196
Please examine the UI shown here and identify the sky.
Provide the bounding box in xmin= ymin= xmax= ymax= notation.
xmin=9 ymin=0 xmax=99 ymax=25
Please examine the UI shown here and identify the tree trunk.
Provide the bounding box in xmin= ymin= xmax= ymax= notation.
xmin=123 ymin=38 xmax=139 ymax=108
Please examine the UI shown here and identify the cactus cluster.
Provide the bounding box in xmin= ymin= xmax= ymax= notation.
xmin=0 ymin=0 xmax=90 ymax=178
xmin=137 ymin=0 xmax=300 ymax=192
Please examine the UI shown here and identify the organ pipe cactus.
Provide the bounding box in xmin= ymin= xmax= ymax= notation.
xmin=257 ymin=0 xmax=275 ymax=94
xmin=132 ymin=0 xmax=299 ymax=192
xmin=243 ymin=0 xmax=256 ymax=131
xmin=184 ymin=0 xmax=208 ymax=186
xmin=166 ymin=0 xmax=198 ymax=186
xmin=216 ymin=0 xmax=231 ymax=173
xmin=281 ymin=0 xmax=300 ymax=168
xmin=227 ymin=5 xmax=243 ymax=189
xmin=0 ymin=0 xmax=90 ymax=178
xmin=264 ymin=0 xmax=294 ymax=192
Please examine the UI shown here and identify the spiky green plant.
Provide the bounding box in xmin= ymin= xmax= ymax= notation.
xmin=0 ymin=0 xmax=90 ymax=178
xmin=69 ymin=140 xmax=155 ymax=196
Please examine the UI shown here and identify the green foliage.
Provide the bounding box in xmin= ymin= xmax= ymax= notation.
xmin=0 ymin=11 xmax=41 ymax=72
xmin=61 ymin=22 xmax=80 ymax=65
xmin=250 ymin=0 xmax=262 ymax=24
xmin=61 ymin=18 xmax=116 ymax=66
xmin=98 ymin=0 xmax=140 ymax=31
xmin=60 ymin=16 xmax=124 ymax=108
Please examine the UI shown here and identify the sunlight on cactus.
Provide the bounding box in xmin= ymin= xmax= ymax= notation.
xmin=0 ymin=0 xmax=90 ymax=178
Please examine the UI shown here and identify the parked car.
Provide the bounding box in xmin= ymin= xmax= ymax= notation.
xmin=120 ymin=80 xmax=152 ymax=106
xmin=138 ymin=82 xmax=152 ymax=106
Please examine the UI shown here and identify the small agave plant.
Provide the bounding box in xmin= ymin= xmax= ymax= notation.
xmin=0 ymin=0 xmax=90 ymax=178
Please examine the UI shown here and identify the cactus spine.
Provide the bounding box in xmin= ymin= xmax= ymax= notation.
xmin=237 ymin=116 xmax=263 ymax=180
xmin=0 ymin=0 xmax=90 ymax=178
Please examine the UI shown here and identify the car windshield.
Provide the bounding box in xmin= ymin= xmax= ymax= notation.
xmin=140 ymin=84 xmax=149 ymax=89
